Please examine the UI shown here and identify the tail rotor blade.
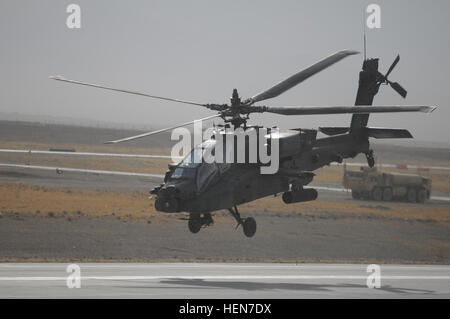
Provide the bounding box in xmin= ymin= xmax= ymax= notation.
xmin=389 ymin=81 xmax=407 ymax=98
xmin=385 ymin=54 xmax=400 ymax=79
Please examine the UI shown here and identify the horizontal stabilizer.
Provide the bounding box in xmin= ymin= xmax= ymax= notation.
xmin=319 ymin=127 xmax=350 ymax=136
xmin=365 ymin=127 xmax=413 ymax=139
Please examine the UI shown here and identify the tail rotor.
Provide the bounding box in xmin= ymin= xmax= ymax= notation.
xmin=379 ymin=54 xmax=407 ymax=98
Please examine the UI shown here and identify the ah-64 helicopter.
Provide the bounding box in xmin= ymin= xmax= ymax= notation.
xmin=50 ymin=49 xmax=435 ymax=237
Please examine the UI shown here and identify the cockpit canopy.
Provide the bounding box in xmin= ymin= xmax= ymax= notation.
xmin=169 ymin=139 xmax=230 ymax=192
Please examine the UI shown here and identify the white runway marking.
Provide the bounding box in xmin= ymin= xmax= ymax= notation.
xmin=0 ymin=148 xmax=181 ymax=160
xmin=0 ymin=163 xmax=165 ymax=179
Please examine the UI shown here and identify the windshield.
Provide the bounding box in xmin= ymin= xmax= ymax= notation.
xmin=180 ymin=147 xmax=203 ymax=167
xmin=170 ymin=140 xmax=224 ymax=188
xmin=197 ymin=162 xmax=218 ymax=191
xmin=170 ymin=166 xmax=196 ymax=180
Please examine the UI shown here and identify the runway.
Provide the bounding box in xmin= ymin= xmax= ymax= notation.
xmin=0 ymin=263 xmax=449 ymax=298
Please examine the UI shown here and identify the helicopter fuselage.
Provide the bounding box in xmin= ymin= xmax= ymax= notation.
xmin=151 ymin=127 xmax=369 ymax=214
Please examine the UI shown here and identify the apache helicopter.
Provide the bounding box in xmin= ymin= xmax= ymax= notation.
xmin=50 ymin=49 xmax=435 ymax=237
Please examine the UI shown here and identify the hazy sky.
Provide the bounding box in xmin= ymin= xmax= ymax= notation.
xmin=1 ymin=0 xmax=449 ymax=143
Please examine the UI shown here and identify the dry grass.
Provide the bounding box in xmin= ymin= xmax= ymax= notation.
xmin=0 ymin=181 xmax=159 ymax=221
xmin=1 ymin=181 xmax=449 ymax=227
xmin=0 ymin=140 xmax=449 ymax=226
xmin=239 ymin=194 xmax=450 ymax=227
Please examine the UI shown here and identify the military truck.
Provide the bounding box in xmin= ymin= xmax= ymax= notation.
xmin=343 ymin=166 xmax=431 ymax=203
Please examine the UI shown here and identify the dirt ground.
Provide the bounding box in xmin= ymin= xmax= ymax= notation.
xmin=0 ymin=121 xmax=449 ymax=263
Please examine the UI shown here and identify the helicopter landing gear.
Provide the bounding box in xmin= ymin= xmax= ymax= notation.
xmin=365 ymin=149 xmax=375 ymax=168
xmin=188 ymin=213 xmax=214 ymax=234
xmin=228 ymin=205 xmax=257 ymax=237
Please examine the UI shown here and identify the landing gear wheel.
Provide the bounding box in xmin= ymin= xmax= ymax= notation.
xmin=188 ymin=213 xmax=201 ymax=234
xmin=243 ymin=217 xmax=257 ymax=238
xmin=228 ymin=205 xmax=257 ymax=237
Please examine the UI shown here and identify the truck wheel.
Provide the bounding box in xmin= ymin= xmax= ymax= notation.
xmin=382 ymin=188 xmax=393 ymax=201
xmin=417 ymin=188 xmax=427 ymax=203
xmin=407 ymin=188 xmax=417 ymax=203
xmin=372 ymin=187 xmax=382 ymax=201
xmin=351 ymin=190 xmax=360 ymax=200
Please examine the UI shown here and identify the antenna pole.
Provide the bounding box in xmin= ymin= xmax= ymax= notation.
xmin=364 ymin=32 xmax=367 ymax=61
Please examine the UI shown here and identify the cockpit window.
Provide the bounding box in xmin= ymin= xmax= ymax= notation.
xmin=179 ymin=140 xmax=216 ymax=165
xmin=180 ymin=147 xmax=203 ymax=167
xmin=170 ymin=139 xmax=228 ymax=188
xmin=170 ymin=167 xmax=196 ymax=180
xmin=197 ymin=162 xmax=218 ymax=191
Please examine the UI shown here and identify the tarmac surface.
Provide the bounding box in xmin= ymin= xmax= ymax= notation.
xmin=0 ymin=263 xmax=449 ymax=298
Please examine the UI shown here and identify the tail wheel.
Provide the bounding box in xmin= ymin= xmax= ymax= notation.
xmin=188 ymin=213 xmax=201 ymax=234
xmin=382 ymin=187 xmax=393 ymax=201
xmin=371 ymin=187 xmax=382 ymax=201
xmin=407 ymin=188 xmax=417 ymax=203
xmin=243 ymin=217 xmax=257 ymax=238
xmin=417 ymin=188 xmax=427 ymax=203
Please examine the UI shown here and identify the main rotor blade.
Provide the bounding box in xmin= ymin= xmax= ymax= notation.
xmin=247 ymin=49 xmax=359 ymax=104
xmin=49 ymin=75 xmax=207 ymax=107
xmin=104 ymin=114 xmax=221 ymax=144
xmin=385 ymin=54 xmax=400 ymax=79
xmin=259 ymin=105 xmax=436 ymax=115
